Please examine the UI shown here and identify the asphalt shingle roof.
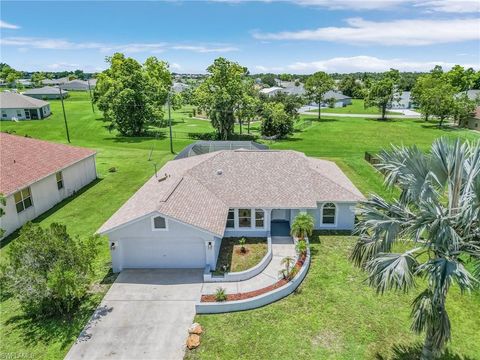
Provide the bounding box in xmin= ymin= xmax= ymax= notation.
xmin=0 ymin=91 xmax=49 ymax=109
xmin=98 ymin=150 xmax=365 ymax=236
xmin=23 ymin=86 xmax=67 ymax=95
xmin=0 ymin=133 xmax=96 ymax=195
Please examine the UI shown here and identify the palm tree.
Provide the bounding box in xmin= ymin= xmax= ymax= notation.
xmin=290 ymin=212 xmax=315 ymax=240
xmin=351 ymin=138 xmax=480 ymax=360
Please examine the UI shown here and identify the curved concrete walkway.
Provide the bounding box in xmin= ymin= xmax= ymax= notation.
xmin=201 ymin=236 xmax=296 ymax=296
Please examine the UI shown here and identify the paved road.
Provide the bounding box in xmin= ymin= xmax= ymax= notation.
xmin=65 ymin=269 xmax=203 ymax=360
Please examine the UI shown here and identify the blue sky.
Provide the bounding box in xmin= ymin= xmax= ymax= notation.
xmin=1 ymin=0 xmax=479 ymax=74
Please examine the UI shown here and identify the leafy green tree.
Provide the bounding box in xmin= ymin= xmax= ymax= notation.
xmin=260 ymin=73 xmax=276 ymax=87
xmin=260 ymin=102 xmax=294 ymax=139
xmin=94 ymin=53 xmax=171 ymax=136
xmin=339 ymin=75 xmax=363 ymax=98
xmin=4 ymin=223 xmax=101 ymax=317
xmin=0 ymin=63 xmax=21 ymax=87
xmin=260 ymin=92 xmax=305 ymax=120
xmin=194 ymin=57 xmax=248 ymax=140
xmin=290 ymin=212 xmax=315 ymax=240
xmin=170 ymin=92 xmax=183 ymax=111
xmin=31 ymin=72 xmax=46 ymax=87
xmin=305 ymin=71 xmax=334 ymax=120
xmin=365 ymin=71 xmax=400 ymax=120
xmin=453 ymin=93 xmax=477 ymax=127
xmin=351 ymin=138 xmax=480 ymax=360
xmin=445 ymin=65 xmax=476 ymax=92
xmin=236 ymin=79 xmax=259 ymax=134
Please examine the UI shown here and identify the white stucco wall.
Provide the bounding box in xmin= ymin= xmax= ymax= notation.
xmin=106 ymin=214 xmax=217 ymax=272
xmin=0 ymin=155 xmax=96 ymax=238
xmin=223 ymin=207 xmax=271 ymax=237
xmin=0 ymin=105 xmax=51 ymax=120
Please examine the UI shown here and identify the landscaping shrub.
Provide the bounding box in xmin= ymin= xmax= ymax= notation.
xmin=260 ymin=102 xmax=294 ymax=139
xmin=290 ymin=212 xmax=314 ymax=240
xmin=215 ymin=287 xmax=227 ymax=302
xmin=3 ymin=222 xmax=101 ymax=317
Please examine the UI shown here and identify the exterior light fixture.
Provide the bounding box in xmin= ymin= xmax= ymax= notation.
xmin=110 ymin=242 xmax=116 ymax=250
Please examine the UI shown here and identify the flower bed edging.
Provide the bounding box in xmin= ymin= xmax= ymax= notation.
xmin=195 ymin=247 xmax=310 ymax=314
xmin=203 ymin=236 xmax=273 ymax=283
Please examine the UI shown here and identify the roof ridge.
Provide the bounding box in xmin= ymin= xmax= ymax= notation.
xmin=159 ymin=177 xmax=183 ymax=202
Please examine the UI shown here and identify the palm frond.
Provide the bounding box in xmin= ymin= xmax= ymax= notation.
xmin=365 ymin=250 xmax=420 ymax=294
xmin=417 ymin=258 xmax=476 ymax=295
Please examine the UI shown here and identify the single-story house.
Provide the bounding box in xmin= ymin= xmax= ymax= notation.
xmin=15 ymin=79 xmax=32 ymax=87
xmin=98 ymin=149 xmax=365 ymax=272
xmin=23 ymin=86 xmax=68 ymax=100
xmin=0 ymin=133 xmax=97 ymax=238
xmin=42 ymin=77 xmax=70 ymax=86
xmin=389 ymin=91 xmax=413 ymax=109
xmin=259 ymin=86 xmax=284 ymax=97
xmin=464 ymin=89 xmax=480 ymax=101
xmin=0 ymin=91 xmax=51 ymax=120
xmin=318 ymin=91 xmax=352 ymax=108
xmin=282 ymin=84 xmax=306 ymax=96
xmin=60 ymin=79 xmax=95 ymax=91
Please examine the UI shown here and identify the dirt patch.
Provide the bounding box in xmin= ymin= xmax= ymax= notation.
xmin=311 ymin=329 xmax=344 ymax=352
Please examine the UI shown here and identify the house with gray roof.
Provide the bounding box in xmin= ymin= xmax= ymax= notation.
xmin=309 ymin=90 xmax=352 ymax=108
xmin=259 ymin=86 xmax=284 ymax=97
xmin=23 ymin=86 xmax=68 ymax=100
xmin=42 ymin=77 xmax=70 ymax=86
xmin=98 ymin=148 xmax=364 ymax=272
xmin=60 ymin=79 xmax=96 ymax=91
xmin=388 ymin=91 xmax=413 ymax=109
xmin=0 ymin=91 xmax=51 ymax=120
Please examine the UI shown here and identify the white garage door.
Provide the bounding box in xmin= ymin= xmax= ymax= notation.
xmin=121 ymin=237 xmax=206 ymax=269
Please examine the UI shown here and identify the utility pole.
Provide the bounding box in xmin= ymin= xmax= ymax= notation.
xmin=168 ymin=92 xmax=174 ymax=154
xmin=87 ymin=79 xmax=95 ymax=113
xmin=59 ymin=86 xmax=70 ymax=143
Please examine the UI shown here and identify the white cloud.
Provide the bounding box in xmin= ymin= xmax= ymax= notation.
xmin=47 ymin=62 xmax=81 ymax=70
xmin=170 ymin=62 xmax=182 ymax=70
xmin=0 ymin=36 xmax=238 ymax=54
xmin=171 ymin=45 xmax=238 ymax=53
xmin=414 ymin=0 xmax=480 ymax=13
xmin=0 ymin=20 xmax=20 ymax=29
xmin=253 ymin=17 xmax=480 ymax=45
xmin=293 ymin=0 xmax=406 ymax=10
xmin=255 ymin=55 xmax=480 ymax=73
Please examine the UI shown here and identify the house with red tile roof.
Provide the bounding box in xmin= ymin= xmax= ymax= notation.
xmin=98 ymin=148 xmax=364 ymax=273
xmin=0 ymin=133 xmax=97 ymax=238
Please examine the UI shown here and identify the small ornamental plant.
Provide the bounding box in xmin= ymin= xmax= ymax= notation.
xmin=215 ymin=287 xmax=227 ymax=302
xmin=279 ymin=256 xmax=295 ymax=279
xmin=295 ymin=239 xmax=308 ymax=256
xmin=290 ymin=212 xmax=314 ymax=240
xmin=239 ymin=237 xmax=247 ymax=253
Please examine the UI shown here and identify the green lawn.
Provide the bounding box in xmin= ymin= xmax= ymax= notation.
xmin=214 ymin=237 xmax=268 ymax=274
xmin=0 ymin=92 xmax=478 ymax=359
xmin=308 ymin=99 xmax=397 ymax=115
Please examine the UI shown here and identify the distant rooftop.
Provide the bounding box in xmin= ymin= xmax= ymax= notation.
xmin=175 ymin=141 xmax=269 ymax=160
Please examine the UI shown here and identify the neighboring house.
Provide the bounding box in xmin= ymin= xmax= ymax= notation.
xmin=283 ymin=84 xmax=306 ymax=96
xmin=98 ymin=149 xmax=364 ymax=272
xmin=0 ymin=91 xmax=51 ymax=120
xmin=464 ymin=89 xmax=480 ymax=101
xmin=60 ymin=79 xmax=95 ymax=91
xmin=23 ymin=86 xmax=68 ymax=100
xmin=389 ymin=91 xmax=413 ymax=109
xmin=15 ymin=79 xmax=32 ymax=87
xmin=175 ymin=140 xmax=268 ymax=160
xmin=464 ymin=106 xmax=480 ymax=131
xmin=259 ymin=86 xmax=284 ymax=97
xmin=42 ymin=77 xmax=70 ymax=86
xmin=320 ymin=91 xmax=352 ymax=108
xmin=172 ymin=82 xmax=189 ymax=93
xmin=0 ymin=133 xmax=97 ymax=238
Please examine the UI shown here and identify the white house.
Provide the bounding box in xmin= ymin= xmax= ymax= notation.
xmin=321 ymin=91 xmax=352 ymax=108
xmin=23 ymin=86 xmax=68 ymax=100
xmin=0 ymin=91 xmax=51 ymax=120
xmin=98 ymin=149 xmax=365 ymax=273
xmin=389 ymin=91 xmax=413 ymax=109
xmin=0 ymin=133 xmax=97 ymax=238
xmin=42 ymin=77 xmax=69 ymax=86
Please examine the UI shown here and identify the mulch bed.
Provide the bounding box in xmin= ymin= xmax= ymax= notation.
xmin=201 ymin=255 xmax=306 ymax=303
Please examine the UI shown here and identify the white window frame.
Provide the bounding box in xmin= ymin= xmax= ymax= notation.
xmin=321 ymin=202 xmax=337 ymax=227
xmin=151 ymin=215 xmax=168 ymax=231
xmin=56 ymin=171 xmax=64 ymax=190
xmin=254 ymin=209 xmax=265 ymax=229
xmin=238 ymin=208 xmax=252 ymax=228
xmin=226 ymin=209 xmax=235 ymax=229
xmin=14 ymin=187 xmax=33 ymax=213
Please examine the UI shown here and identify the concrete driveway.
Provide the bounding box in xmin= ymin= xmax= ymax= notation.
xmin=65 ymin=269 xmax=203 ymax=360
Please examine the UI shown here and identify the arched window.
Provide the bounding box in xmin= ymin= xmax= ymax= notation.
xmin=322 ymin=203 xmax=336 ymax=225
xmin=152 ymin=216 xmax=167 ymax=230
